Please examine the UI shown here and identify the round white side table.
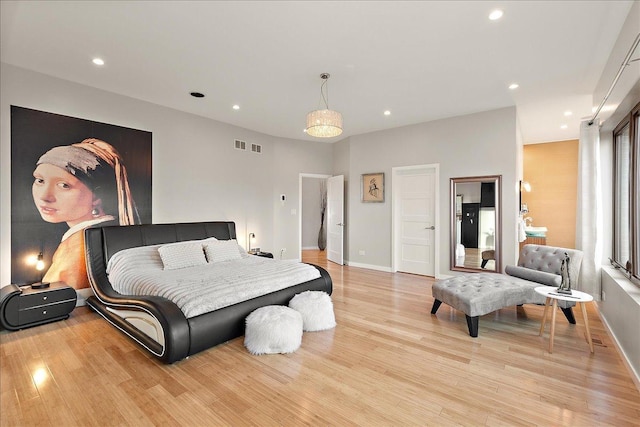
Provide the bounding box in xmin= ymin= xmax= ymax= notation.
xmin=534 ymin=286 xmax=594 ymax=354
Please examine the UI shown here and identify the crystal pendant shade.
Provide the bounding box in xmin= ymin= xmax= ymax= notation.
xmin=306 ymin=109 xmax=343 ymax=138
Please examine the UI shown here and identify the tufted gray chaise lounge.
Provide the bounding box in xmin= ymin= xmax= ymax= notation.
xmin=431 ymin=244 xmax=583 ymax=337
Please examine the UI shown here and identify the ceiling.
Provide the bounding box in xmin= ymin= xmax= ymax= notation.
xmin=0 ymin=1 xmax=635 ymax=144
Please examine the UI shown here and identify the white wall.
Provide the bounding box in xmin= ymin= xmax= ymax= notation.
xmin=343 ymin=107 xmax=518 ymax=276
xmin=0 ymin=63 xmax=333 ymax=284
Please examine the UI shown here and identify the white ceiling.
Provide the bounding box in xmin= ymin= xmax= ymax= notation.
xmin=0 ymin=1 xmax=635 ymax=143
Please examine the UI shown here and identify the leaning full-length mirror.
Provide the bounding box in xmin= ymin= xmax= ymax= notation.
xmin=450 ymin=175 xmax=502 ymax=273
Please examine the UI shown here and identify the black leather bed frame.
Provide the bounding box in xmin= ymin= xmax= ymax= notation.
xmin=84 ymin=221 xmax=332 ymax=363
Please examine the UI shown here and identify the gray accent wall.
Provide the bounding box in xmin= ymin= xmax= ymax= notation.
xmin=0 ymin=63 xmax=334 ymax=286
xmin=1 ymin=62 xmax=519 ymax=283
xmin=270 ymin=139 xmax=333 ymax=259
xmin=341 ymin=107 xmax=519 ymax=275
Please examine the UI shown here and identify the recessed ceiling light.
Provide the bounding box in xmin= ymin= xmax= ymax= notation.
xmin=508 ymin=83 xmax=519 ymax=90
xmin=489 ymin=10 xmax=503 ymax=21
xmin=560 ymin=124 xmax=568 ymax=129
xmin=564 ymin=111 xmax=573 ymax=117
xmin=384 ymin=110 xmax=391 ymax=116
xmin=190 ymin=92 xmax=205 ymax=98
xmin=232 ymin=105 xmax=240 ymax=110
xmin=92 ymin=58 xmax=104 ymax=66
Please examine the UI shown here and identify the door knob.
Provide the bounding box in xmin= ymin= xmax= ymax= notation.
xmin=337 ymin=223 xmax=344 ymax=226
xmin=425 ymin=226 xmax=435 ymax=230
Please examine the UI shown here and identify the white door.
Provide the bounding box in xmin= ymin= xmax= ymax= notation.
xmin=395 ymin=168 xmax=436 ymax=276
xmin=327 ymin=175 xmax=344 ymax=265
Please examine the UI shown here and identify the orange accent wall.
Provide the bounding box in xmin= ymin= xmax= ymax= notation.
xmin=523 ymin=139 xmax=578 ymax=249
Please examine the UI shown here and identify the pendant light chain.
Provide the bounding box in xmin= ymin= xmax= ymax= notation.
xmin=321 ymin=77 xmax=329 ymax=109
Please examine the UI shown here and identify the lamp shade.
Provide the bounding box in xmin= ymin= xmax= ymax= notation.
xmin=306 ymin=109 xmax=343 ymax=138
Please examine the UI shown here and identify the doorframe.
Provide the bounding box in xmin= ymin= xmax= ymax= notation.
xmin=299 ymin=173 xmax=332 ymax=261
xmin=391 ymin=164 xmax=440 ymax=278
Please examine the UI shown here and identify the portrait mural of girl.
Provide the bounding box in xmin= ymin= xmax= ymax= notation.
xmin=11 ymin=106 xmax=152 ymax=295
xmin=32 ymin=138 xmax=140 ymax=289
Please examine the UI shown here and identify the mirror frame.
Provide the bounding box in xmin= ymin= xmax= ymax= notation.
xmin=450 ymin=175 xmax=502 ymax=273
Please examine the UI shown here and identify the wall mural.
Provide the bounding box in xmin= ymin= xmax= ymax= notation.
xmin=11 ymin=106 xmax=152 ymax=290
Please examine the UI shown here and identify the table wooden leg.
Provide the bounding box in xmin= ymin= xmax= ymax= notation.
xmin=539 ymin=297 xmax=551 ymax=336
xmin=549 ymin=299 xmax=558 ymax=353
xmin=580 ymin=302 xmax=594 ymax=353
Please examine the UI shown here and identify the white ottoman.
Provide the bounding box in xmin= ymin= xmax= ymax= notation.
xmin=289 ymin=291 xmax=336 ymax=332
xmin=244 ymin=305 xmax=303 ymax=355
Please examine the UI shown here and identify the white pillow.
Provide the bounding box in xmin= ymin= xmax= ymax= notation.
xmin=107 ymin=243 xmax=163 ymax=275
xmin=158 ymin=241 xmax=207 ymax=270
xmin=204 ymin=240 xmax=245 ymax=263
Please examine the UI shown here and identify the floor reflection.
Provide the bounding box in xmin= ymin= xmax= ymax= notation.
xmin=456 ymin=247 xmax=496 ymax=270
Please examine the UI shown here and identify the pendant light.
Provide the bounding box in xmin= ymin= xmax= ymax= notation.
xmin=305 ymin=73 xmax=343 ymax=138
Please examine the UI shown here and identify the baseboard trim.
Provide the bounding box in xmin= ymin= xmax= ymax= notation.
xmin=598 ymin=305 xmax=640 ymax=392
xmin=346 ymin=261 xmax=393 ymax=273
xmin=599 ymin=266 xmax=640 ymax=392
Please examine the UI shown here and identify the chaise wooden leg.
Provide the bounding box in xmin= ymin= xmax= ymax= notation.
xmin=465 ymin=315 xmax=479 ymax=337
xmin=431 ymin=299 xmax=442 ymax=314
xmin=549 ymin=300 xmax=558 ymax=353
xmin=540 ymin=297 xmax=551 ymax=336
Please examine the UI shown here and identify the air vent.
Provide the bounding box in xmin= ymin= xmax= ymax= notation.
xmin=234 ymin=139 xmax=246 ymax=150
xmin=251 ymin=143 xmax=262 ymax=154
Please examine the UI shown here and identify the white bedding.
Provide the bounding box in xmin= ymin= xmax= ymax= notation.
xmin=106 ymin=243 xmax=321 ymax=318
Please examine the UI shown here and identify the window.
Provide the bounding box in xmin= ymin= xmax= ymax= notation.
xmin=612 ymin=102 xmax=639 ymax=284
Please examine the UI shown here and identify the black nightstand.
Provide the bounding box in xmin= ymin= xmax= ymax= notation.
xmin=249 ymin=251 xmax=274 ymax=258
xmin=0 ymin=282 xmax=77 ymax=331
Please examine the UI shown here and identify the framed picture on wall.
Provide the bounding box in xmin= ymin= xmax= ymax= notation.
xmin=361 ymin=172 xmax=384 ymax=203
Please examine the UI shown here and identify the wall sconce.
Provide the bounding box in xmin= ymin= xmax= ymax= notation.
xmin=248 ymin=233 xmax=256 ymax=253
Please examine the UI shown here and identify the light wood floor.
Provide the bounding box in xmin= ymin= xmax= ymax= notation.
xmin=2 ymin=250 xmax=639 ymax=426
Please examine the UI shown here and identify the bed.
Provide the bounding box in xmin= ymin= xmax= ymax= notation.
xmin=84 ymin=221 xmax=332 ymax=363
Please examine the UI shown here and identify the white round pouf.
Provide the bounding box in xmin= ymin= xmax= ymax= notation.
xmin=289 ymin=291 xmax=336 ymax=332
xmin=244 ymin=305 xmax=303 ymax=355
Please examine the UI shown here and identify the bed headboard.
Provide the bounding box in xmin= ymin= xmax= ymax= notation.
xmin=86 ymin=221 xmax=237 ymax=265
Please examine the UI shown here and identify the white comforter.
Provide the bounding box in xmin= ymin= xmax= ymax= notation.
xmin=106 ymin=244 xmax=321 ymax=318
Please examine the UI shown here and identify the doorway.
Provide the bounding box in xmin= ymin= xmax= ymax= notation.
xmin=392 ymin=164 xmax=439 ymax=277
xmin=299 ymin=173 xmax=331 ymax=262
